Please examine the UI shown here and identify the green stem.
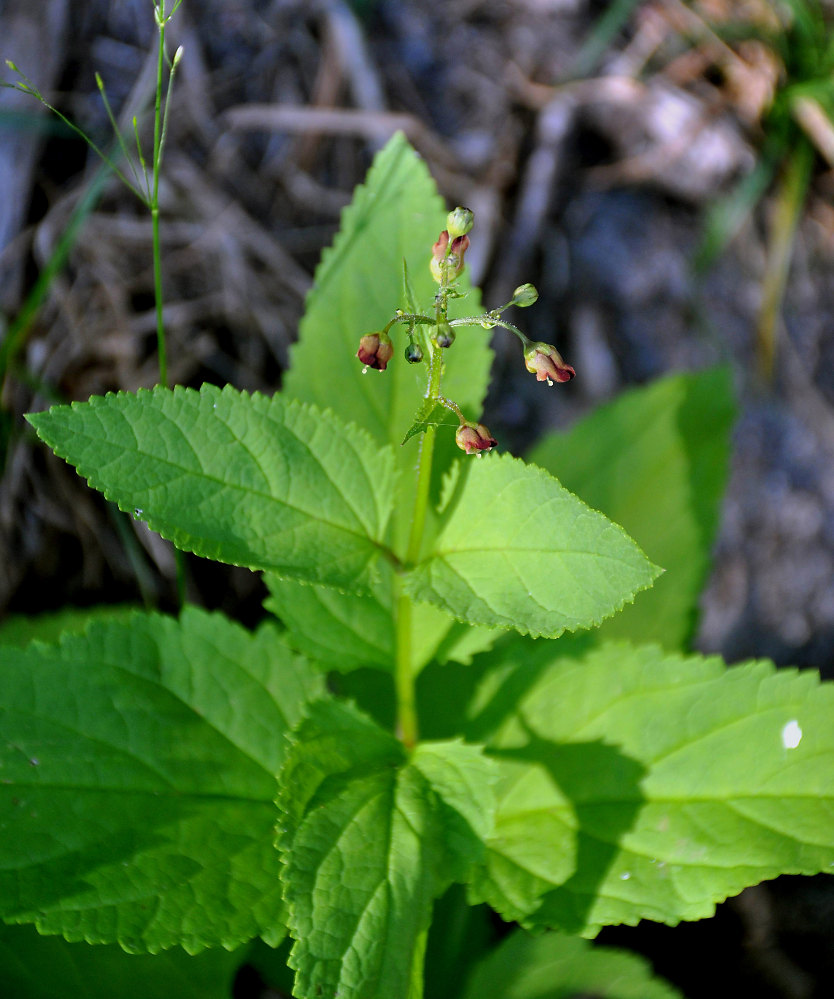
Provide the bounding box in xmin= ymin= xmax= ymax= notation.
xmin=384 ymin=313 xmax=434 ymax=333
xmin=437 ymin=394 xmax=464 ymax=422
xmin=394 ymin=585 xmax=418 ymax=749
xmin=394 ymin=325 xmax=445 ymax=748
xmin=392 ymin=234 xmax=463 ymax=748
xmin=150 ymin=3 xmax=186 ymax=604
xmin=151 ymin=207 xmax=166 ymax=388
xmin=151 ymin=8 xmax=168 ymax=389
xmin=449 ymin=315 xmax=532 ymax=347
xmin=406 ymin=345 xmax=443 ymax=565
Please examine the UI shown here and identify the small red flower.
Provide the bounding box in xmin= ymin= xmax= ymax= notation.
xmin=455 ymin=421 xmax=497 ymax=454
xmin=357 ymin=331 xmax=394 ymax=371
xmin=430 ymin=230 xmax=470 ymax=283
xmin=523 ymin=343 xmax=575 ymax=384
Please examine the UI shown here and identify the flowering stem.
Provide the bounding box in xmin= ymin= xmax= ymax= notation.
xmin=438 ymin=394 xmax=465 ymax=422
xmin=394 ymin=310 xmax=447 ymax=748
xmin=384 ymin=314 xmax=434 ymax=333
xmin=449 ymin=315 xmax=532 ymax=348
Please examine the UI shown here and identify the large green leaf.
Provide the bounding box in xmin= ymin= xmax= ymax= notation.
xmin=278 ymin=700 xmax=495 ymax=999
xmin=0 ymin=607 xmax=323 ymax=953
xmin=404 ymin=453 xmax=660 ymax=638
xmin=462 ymin=928 xmax=682 ymax=999
xmin=467 ymin=641 xmax=834 ymax=936
xmin=0 ymin=923 xmax=244 ymax=999
xmin=27 ymin=385 xmax=396 ymax=592
xmin=528 ymin=368 xmax=735 ymax=648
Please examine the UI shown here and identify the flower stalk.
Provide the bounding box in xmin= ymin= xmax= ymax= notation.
xmin=358 ymin=207 xmax=575 ymax=746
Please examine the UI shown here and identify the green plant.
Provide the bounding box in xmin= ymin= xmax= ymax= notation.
xmin=1 ymin=0 xmax=182 ymax=481
xmin=3 ymin=134 xmax=834 ymax=999
xmin=692 ymin=0 xmax=834 ymax=378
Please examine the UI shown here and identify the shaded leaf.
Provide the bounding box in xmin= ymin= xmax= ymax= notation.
xmin=528 ymin=367 xmax=736 ymax=649
xmin=0 ymin=607 xmax=323 ymax=952
xmin=264 ymin=565 xmax=456 ymax=675
xmin=0 ymin=923 xmax=244 ymax=999
xmin=462 ymin=927 xmax=682 ymax=999
xmin=279 ymin=701 xmax=495 ymax=999
xmin=468 ymin=641 xmax=834 ymax=936
xmin=0 ymin=605 xmax=140 ymax=648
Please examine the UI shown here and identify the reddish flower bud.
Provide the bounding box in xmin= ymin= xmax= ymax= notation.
xmin=357 ymin=331 xmax=394 ymax=371
xmin=523 ymin=342 xmax=575 ymax=384
xmin=430 ymin=231 xmax=470 ymax=284
xmin=455 ymin=421 xmax=497 ymax=454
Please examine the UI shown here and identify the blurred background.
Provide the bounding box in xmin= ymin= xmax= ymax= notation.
xmin=2 ymin=0 xmax=834 ymax=995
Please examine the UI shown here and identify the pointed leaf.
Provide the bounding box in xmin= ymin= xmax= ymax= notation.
xmin=528 ymin=367 xmax=736 ymax=649
xmin=468 ymin=641 xmax=834 ymax=935
xmin=279 ymin=701 xmax=495 ymax=999
xmin=402 ymin=397 xmax=459 ymax=446
xmin=27 ymin=385 xmax=396 ymax=591
xmin=462 ymin=928 xmax=683 ymax=999
xmin=0 ymin=607 xmax=323 ymax=952
xmin=405 ymin=453 xmax=660 ymax=638
xmin=283 ymin=132 xmax=490 ymax=453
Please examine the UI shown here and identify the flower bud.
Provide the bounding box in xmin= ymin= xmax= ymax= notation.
xmin=511 ymin=283 xmax=539 ymax=308
xmin=405 ymin=342 xmax=423 ymax=363
xmin=432 ymin=321 xmax=455 ymax=349
xmin=446 ymin=207 xmax=474 ymax=239
xmin=430 ymin=231 xmax=470 ymax=284
xmin=524 ymin=342 xmax=575 ymax=384
xmin=357 ymin=331 xmax=394 ymax=371
xmin=455 ymin=421 xmax=497 ymax=454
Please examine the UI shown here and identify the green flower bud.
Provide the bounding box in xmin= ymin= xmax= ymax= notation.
xmin=511 ymin=283 xmax=539 ymax=307
xmin=432 ymin=321 xmax=455 ymax=349
xmin=405 ymin=342 xmax=423 ymax=363
xmin=446 ymin=207 xmax=474 ymax=239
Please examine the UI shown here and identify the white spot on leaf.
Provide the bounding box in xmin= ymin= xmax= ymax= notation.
xmin=619 ymin=871 xmax=631 ymax=881
xmin=781 ymin=720 xmax=802 ymax=750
